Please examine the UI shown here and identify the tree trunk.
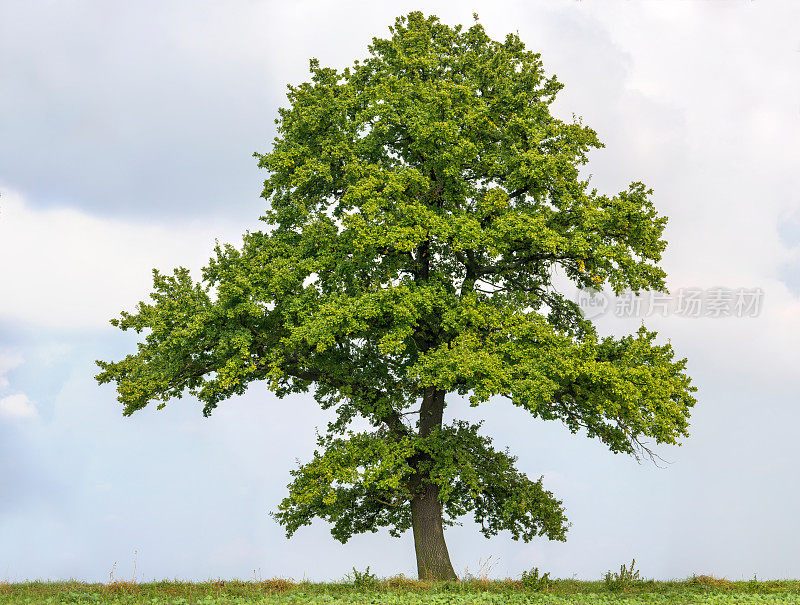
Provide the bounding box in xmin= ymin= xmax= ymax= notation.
xmin=411 ymin=481 xmax=458 ymax=581
xmin=410 ymin=387 xmax=458 ymax=581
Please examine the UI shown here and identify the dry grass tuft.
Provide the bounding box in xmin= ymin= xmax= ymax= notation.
xmin=259 ymin=578 xmax=296 ymax=592
xmin=462 ymin=555 xmax=499 ymax=583
xmin=688 ymin=574 xmax=735 ymax=589
xmin=384 ymin=574 xmax=425 ymax=590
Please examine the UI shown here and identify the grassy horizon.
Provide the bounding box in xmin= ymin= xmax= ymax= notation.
xmin=2 ymin=575 xmax=800 ymax=604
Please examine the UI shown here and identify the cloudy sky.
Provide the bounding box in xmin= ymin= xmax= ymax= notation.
xmin=1 ymin=0 xmax=799 ymax=583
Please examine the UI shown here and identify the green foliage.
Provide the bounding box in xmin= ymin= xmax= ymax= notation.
xmin=345 ymin=567 xmax=379 ymax=589
xmin=604 ymin=558 xmax=643 ymax=592
xmin=520 ymin=567 xmax=553 ymax=591
xmin=273 ymin=421 xmax=567 ymax=544
xmin=95 ymin=10 xmax=697 ymax=553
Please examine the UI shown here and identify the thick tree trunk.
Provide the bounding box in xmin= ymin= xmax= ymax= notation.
xmin=410 ymin=387 xmax=458 ymax=581
xmin=411 ymin=481 xmax=458 ymax=581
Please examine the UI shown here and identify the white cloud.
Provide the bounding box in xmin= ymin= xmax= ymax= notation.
xmin=0 ymin=348 xmax=35 ymax=420
xmin=0 ymin=349 xmax=23 ymax=390
xmin=0 ymin=393 xmax=37 ymax=419
xmin=0 ymin=189 xmax=260 ymax=331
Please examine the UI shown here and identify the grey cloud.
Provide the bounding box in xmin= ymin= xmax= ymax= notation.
xmin=0 ymin=1 xmax=279 ymax=222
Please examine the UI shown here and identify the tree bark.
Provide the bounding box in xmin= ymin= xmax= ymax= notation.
xmin=411 ymin=480 xmax=458 ymax=581
xmin=410 ymin=387 xmax=458 ymax=581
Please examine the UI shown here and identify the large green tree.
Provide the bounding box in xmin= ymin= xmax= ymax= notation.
xmin=95 ymin=13 xmax=696 ymax=581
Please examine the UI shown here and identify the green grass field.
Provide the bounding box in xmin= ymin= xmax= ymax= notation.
xmin=2 ymin=577 xmax=800 ymax=604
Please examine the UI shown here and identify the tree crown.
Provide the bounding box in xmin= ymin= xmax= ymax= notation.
xmin=96 ymin=12 xmax=696 ymax=547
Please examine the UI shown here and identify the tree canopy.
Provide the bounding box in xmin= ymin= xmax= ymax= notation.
xmin=95 ymin=12 xmax=697 ymax=580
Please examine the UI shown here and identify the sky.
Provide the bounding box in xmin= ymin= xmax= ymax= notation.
xmin=1 ymin=0 xmax=799 ymax=583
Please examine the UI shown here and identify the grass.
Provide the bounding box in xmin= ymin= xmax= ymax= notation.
xmin=1 ymin=576 xmax=800 ymax=604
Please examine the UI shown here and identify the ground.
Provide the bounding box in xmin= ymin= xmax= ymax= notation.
xmin=2 ymin=576 xmax=800 ymax=604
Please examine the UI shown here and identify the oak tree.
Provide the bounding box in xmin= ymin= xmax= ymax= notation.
xmin=95 ymin=13 xmax=696 ymax=581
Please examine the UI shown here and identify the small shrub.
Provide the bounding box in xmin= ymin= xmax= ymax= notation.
xmin=520 ymin=567 xmax=553 ymax=591
xmin=604 ymin=558 xmax=643 ymax=592
xmin=345 ymin=566 xmax=379 ymax=588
